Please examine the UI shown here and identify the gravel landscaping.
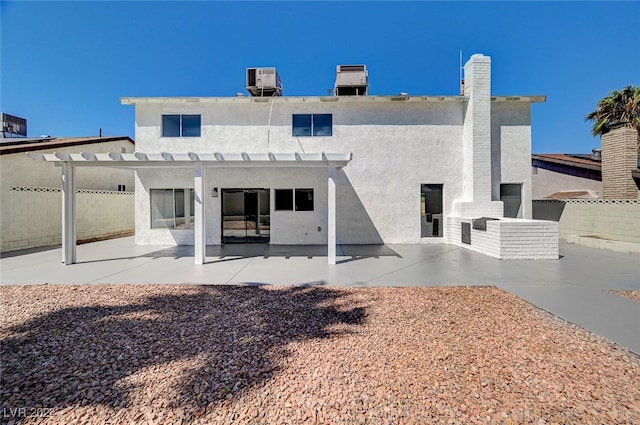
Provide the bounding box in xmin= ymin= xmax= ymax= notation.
xmin=611 ymin=290 xmax=640 ymax=303
xmin=2 ymin=284 xmax=639 ymax=424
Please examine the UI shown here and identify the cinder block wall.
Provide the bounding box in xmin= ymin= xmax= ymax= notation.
xmin=1 ymin=187 xmax=135 ymax=252
xmin=532 ymin=199 xmax=640 ymax=244
xmin=602 ymin=127 xmax=639 ymax=199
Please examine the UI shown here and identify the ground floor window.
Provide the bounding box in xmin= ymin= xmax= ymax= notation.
xmin=150 ymin=188 xmax=195 ymax=229
xmin=275 ymin=189 xmax=294 ymax=211
xmin=421 ymin=184 xmax=443 ymax=237
xmin=275 ymin=188 xmax=315 ymax=211
xmin=295 ymin=188 xmax=314 ymax=211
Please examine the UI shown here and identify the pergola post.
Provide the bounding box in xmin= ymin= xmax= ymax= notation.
xmin=61 ymin=162 xmax=77 ymax=264
xmin=194 ymin=162 xmax=206 ymax=265
xmin=328 ymin=163 xmax=337 ymax=265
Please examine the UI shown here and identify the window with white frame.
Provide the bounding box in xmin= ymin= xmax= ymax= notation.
xmin=162 ymin=114 xmax=201 ymax=137
xmin=150 ymin=189 xmax=195 ymax=229
xmin=292 ymin=114 xmax=332 ymax=137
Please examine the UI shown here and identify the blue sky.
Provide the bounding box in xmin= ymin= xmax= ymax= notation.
xmin=1 ymin=1 xmax=638 ymax=153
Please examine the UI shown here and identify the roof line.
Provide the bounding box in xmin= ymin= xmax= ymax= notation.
xmin=121 ymin=95 xmax=546 ymax=105
xmin=0 ymin=136 xmax=135 ymax=155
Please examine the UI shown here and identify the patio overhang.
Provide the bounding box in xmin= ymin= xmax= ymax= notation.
xmin=28 ymin=151 xmax=352 ymax=169
xmin=29 ymin=151 xmax=352 ymax=266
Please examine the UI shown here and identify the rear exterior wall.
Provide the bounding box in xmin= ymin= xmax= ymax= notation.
xmin=133 ymin=99 xmax=532 ymax=245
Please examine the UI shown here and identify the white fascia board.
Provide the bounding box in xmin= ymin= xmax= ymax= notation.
xmin=28 ymin=151 xmax=352 ymax=169
xmin=121 ymin=94 xmax=546 ymax=105
xmin=120 ymin=95 xmax=468 ymax=105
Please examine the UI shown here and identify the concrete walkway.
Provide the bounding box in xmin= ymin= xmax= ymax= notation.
xmin=1 ymin=237 xmax=639 ymax=354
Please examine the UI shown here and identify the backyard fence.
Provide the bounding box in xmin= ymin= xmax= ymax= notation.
xmin=1 ymin=186 xmax=135 ymax=252
xmin=532 ymin=198 xmax=640 ymax=244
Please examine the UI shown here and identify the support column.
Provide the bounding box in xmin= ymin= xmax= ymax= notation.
xmin=61 ymin=162 xmax=76 ymax=264
xmin=194 ymin=162 xmax=206 ymax=265
xmin=328 ymin=164 xmax=337 ymax=265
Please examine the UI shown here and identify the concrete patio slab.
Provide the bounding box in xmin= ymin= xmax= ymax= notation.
xmin=1 ymin=237 xmax=639 ymax=354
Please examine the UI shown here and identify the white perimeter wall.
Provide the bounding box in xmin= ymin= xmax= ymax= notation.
xmin=1 ymin=186 xmax=134 ymax=252
xmin=533 ymin=199 xmax=640 ymax=244
xmin=133 ymin=98 xmax=532 ymax=245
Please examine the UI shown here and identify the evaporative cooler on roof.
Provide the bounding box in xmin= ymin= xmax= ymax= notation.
xmin=334 ymin=65 xmax=368 ymax=96
xmin=246 ymin=68 xmax=282 ymax=97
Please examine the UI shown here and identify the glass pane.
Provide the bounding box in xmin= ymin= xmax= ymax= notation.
xmin=222 ymin=190 xmax=247 ymax=243
xmin=295 ymin=188 xmax=314 ymax=211
xmin=174 ymin=189 xmax=185 ymax=228
xmin=292 ymin=114 xmax=311 ymax=137
xmin=313 ymin=114 xmax=332 ymax=136
xmin=151 ymin=189 xmax=175 ymax=229
xmin=258 ymin=189 xmax=270 ymax=239
xmin=275 ymin=189 xmax=293 ymax=211
xmin=181 ymin=115 xmax=201 ymax=137
xmin=162 ymin=115 xmax=180 ymax=137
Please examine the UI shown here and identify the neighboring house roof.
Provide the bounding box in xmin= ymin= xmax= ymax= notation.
xmin=532 ymin=153 xmax=601 ymax=171
xmin=532 ymin=153 xmax=602 ymax=181
xmin=0 ymin=136 xmax=134 ymax=155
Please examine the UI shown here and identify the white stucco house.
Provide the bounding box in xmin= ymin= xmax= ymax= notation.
xmin=31 ymin=54 xmax=559 ymax=264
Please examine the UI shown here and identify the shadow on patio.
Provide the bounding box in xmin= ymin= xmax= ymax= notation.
xmin=136 ymin=244 xmax=402 ymax=264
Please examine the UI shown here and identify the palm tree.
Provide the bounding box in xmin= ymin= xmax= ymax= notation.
xmin=585 ymin=85 xmax=640 ymax=137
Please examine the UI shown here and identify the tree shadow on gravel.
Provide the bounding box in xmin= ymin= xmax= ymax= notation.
xmin=0 ymin=285 xmax=366 ymax=423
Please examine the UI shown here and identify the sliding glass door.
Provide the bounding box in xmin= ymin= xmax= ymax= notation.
xmin=222 ymin=189 xmax=270 ymax=243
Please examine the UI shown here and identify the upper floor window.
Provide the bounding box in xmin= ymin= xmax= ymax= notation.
xmin=162 ymin=114 xmax=201 ymax=137
xmin=292 ymin=114 xmax=332 ymax=137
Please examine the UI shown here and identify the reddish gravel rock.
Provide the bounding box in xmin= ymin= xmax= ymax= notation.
xmin=611 ymin=290 xmax=640 ymax=302
xmin=1 ymin=285 xmax=639 ymax=424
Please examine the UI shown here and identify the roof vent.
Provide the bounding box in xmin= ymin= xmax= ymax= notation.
xmin=334 ymin=64 xmax=368 ymax=96
xmin=246 ymin=67 xmax=282 ymax=97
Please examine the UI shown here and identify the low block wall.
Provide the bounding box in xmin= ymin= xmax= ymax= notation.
xmin=448 ymin=217 xmax=559 ymax=260
xmin=1 ymin=186 xmax=135 ymax=252
xmin=533 ymin=199 xmax=640 ymax=244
